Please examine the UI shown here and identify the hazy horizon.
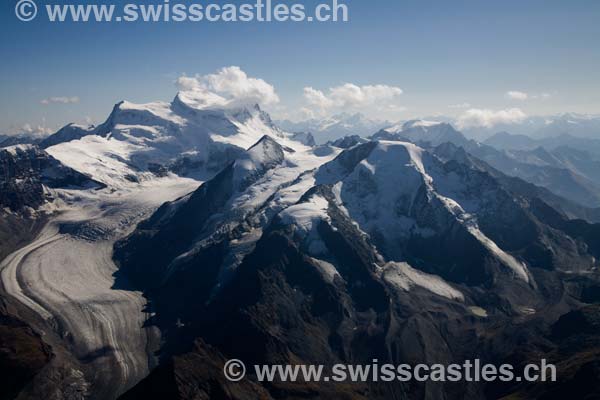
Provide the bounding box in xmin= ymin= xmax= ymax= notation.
xmin=2 ymin=0 xmax=600 ymax=135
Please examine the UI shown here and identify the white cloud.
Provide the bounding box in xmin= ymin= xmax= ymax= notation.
xmin=448 ymin=102 xmax=471 ymax=109
xmin=303 ymin=87 xmax=335 ymax=110
xmin=456 ymin=108 xmax=527 ymax=129
xmin=20 ymin=123 xmax=53 ymax=137
xmin=302 ymin=83 xmax=403 ymax=116
xmin=40 ymin=96 xmax=80 ymax=105
xmin=505 ymin=91 xmax=553 ymax=101
xmin=175 ymin=66 xmax=279 ymax=109
xmin=505 ymin=91 xmax=528 ymax=101
xmin=298 ymin=107 xmax=317 ymax=120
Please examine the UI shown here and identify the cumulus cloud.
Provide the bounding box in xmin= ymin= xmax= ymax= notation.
xmin=505 ymin=91 xmax=528 ymax=101
xmin=40 ymin=96 xmax=80 ymax=105
xmin=456 ymin=108 xmax=527 ymax=129
xmin=303 ymin=83 xmax=403 ymax=116
xmin=19 ymin=123 xmax=53 ymax=136
xmin=303 ymin=87 xmax=335 ymax=110
xmin=297 ymin=107 xmax=318 ymax=120
xmin=175 ymin=66 xmax=279 ymax=109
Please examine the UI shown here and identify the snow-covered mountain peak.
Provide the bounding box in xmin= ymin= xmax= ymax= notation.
xmin=232 ymin=135 xmax=286 ymax=189
xmin=374 ymin=119 xmax=468 ymax=147
xmin=172 ymin=89 xmax=228 ymax=112
xmin=401 ymin=119 xmax=446 ymax=130
xmin=107 ymin=99 xmax=186 ymax=134
xmin=41 ymin=92 xmax=308 ymax=189
xmin=172 ymin=91 xmax=277 ymax=128
xmin=317 ymin=140 xmax=426 ymax=184
xmin=314 ymin=140 xmax=530 ymax=282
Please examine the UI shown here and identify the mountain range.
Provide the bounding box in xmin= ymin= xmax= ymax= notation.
xmin=484 ymin=131 xmax=600 ymax=155
xmin=374 ymin=121 xmax=600 ymax=211
xmin=1 ymin=97 xmax=600 ymax=400
xmin=114 ymin=122 xmax=600 ymax=399
xmin=276 ymin=113 xmax=391 ymax=144
xmin=459 ymin=113 xmax=600 ymax=141
xmin=274 ymin=112 xmax=600 ymax=144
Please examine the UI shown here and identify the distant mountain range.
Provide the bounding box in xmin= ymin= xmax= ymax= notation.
xmin=276 ymin=113 xmax=392 ymax=144
xmin=460 ymin=113 xmax=600 ymax=140
xmin=372 ymin=121 xmax=600 ymax=210
xmin=275 ymin=112 xmax=600 ymax=143
xmin=484 ymin=131 xmax=600 ymax=155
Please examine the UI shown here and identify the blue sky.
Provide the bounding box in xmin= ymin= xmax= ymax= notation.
xmin=1 ymin=0 xmax=600 ymax=134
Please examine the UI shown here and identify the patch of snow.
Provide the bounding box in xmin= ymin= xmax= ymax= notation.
xmin=310 ymin=258 xmax=340 ymax=283
xmin=466 ymin=225 xmax=530 ymax=282
xmin=46 ymin=135 xmax=151 ymax=188
xmin=1 ymin=144 xmax=33 ymax=155
xmin=383 ymin=261 xmax=464 ymax=301
xmin=383 ymin=123 xmax=404 ymax=133
xmin=279 ymin=194 xmax=330 ymax=236
xmin=468 ymin=306 xmax=488 ymax=317
xmin=518 ymin=306 xmax=536 ymax=315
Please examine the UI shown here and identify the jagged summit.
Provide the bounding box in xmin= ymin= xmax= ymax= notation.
xmin=233 ymin=135 xmax=286 ymax=189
